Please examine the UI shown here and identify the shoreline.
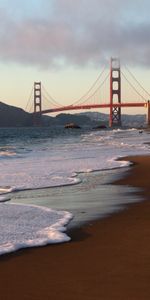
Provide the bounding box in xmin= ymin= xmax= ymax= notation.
xmin=0 ymin=155 xmax=150 ymax=299
xmin=10 ymin=164 xmax=134 ymax=232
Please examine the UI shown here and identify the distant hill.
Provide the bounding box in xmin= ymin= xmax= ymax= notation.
xmin=0 ymin=101 xmax=147 ymax=128
xmin=79 ymin=111 xmax=147 ymax=128
xmin=0 ymin=102 xmax=33 ymax=127
xmin=55 ymin=113 xmax=94 ymax=126
xmin=39 ymin=113 xmax=98 ymax=127
xmin=0 ymin=102 xmax=96 ymax=127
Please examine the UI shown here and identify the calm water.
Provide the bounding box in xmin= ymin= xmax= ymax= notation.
xmin=0 ymin=127 xmax=149 ymax=255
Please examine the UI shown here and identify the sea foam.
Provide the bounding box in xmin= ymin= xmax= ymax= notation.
xmin=0 ymin=203 xmax=72 ymax=255
xmin=0 ymin=128 xmax=149 ymax=196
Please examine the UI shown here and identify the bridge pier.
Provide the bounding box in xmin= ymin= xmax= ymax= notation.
xmin=33 ymin=82 xmax=42 ymax=126
xmin=147 ymin=101 xmax=150 ymax=127
xmin=109 ymin=58 xmax=121 ymax=127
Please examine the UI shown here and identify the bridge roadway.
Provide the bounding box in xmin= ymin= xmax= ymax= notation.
xmin=40 ymin=102 xmax=146 ymax=114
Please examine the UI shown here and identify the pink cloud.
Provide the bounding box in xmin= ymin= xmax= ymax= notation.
xmin=0 ymin=0 xmax=150 ymax=68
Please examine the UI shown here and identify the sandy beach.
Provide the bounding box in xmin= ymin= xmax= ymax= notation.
xmin=0 ymin=155 xmax=150 ymax=299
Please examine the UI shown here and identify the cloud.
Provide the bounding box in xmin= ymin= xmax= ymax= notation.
xmin=0 ymin=0 xmax=150 ymax=69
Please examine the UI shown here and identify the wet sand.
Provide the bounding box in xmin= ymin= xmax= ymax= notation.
xmin=0 ymin=155 xmax=150 ymax=299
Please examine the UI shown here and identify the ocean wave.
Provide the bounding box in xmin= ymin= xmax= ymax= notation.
xmin=0 ymin=128 xmax=149 ymax=196
xmin=0 ymin=186 xmax=14 ymax=194
xmin=0 ymin=151 xmax=17 ymax=158
xmin=0 ymin=203 xmax=72 ymax=255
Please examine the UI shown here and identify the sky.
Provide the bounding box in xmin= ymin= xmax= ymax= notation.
xmin=0 ymin=0 xmax=150 ymax=115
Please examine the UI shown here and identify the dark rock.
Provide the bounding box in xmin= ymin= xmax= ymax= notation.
xmin=65 ymin=123 xmax=81 ymax=129
xmin=92 ymin=124 xmax=107 ymax=130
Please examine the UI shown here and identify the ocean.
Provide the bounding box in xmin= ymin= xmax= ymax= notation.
xmin=0 ymin=127 xmax=149 ymax=255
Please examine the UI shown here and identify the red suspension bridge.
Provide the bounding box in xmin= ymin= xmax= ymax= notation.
xmin=26 ymin=58 xmax=150 ymax=127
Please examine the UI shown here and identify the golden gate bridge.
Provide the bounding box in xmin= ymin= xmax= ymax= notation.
xmin=25 ymin=58 xmax=150 ymax=127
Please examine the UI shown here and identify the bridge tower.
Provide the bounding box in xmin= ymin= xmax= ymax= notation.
xmin=109 ymin=58 xmax=121 ymax=127
xmin=33 ymin=82 xmax=42 ymax=126
xmin=147 ymin=100 xmax=150 ymax=126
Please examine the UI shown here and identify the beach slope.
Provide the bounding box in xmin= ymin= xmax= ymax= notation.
xmin=0 ymin=155 xmax=150 ymax=299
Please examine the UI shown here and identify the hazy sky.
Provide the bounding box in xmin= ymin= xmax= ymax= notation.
xmin=0 ymin=0 xmax=150 ymax=114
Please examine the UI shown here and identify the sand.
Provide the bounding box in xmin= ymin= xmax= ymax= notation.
xmin=0 ymin=155 xmax=150 ymax=300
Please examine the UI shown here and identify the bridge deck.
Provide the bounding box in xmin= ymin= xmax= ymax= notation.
xmin=40 ymin=102 xmax=146 ymax=114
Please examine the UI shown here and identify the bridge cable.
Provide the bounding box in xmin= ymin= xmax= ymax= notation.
xmin=25 ymin=86 xmax=34 ymax=112
xmin=43 ymin=93 xmax=60 ymax=108
xmin=71 ymin=66 xmax=107 ymax=105
xmin=28 ymin=101 xmax=34 ymax=114
xmin=123 ymin=65 xmax=150 ymax=98
xmin=121 ymin=71 xmax=147 ymax=102
xmin=41 ymin=84 xmax=62 ymax=107
xmin=37 ymin=65 xmax=107 ymax=109
xmin=78 ymin=72 xmax=109 ymax=105
xmin=40 ymin=65 xmax=107 ymax=108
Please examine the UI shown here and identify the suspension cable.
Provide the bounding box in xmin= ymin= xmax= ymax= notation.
xmin=28 ymin=102 xmax=34 ymax=113
xmin=43 ymin=94 xmax=60 ymax=108
xmin=121 ymin=71 xmax=147 ymax=101
xmin=123 ymin=65 xmax=150 ymax=98
xmin=39 ymin=65 xmax=107 ymax=108
xmin=42 ymin=84 xmax=62 ymax=107
xmin=72 ymin=66 xmax=107 ymax=105
xmin=76 ymin=72 xmax=109 ymax=105
xmin=27 ymin=65 xmax=108 ymax=110
xmin=25 ymin=86 xmax=34 ymax=111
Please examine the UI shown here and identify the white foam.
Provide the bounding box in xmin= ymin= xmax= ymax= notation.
xmin=0 ymin=186 xmax=14 ymax=194
xmin=0 ymin=203 xmax=72 ymax=255
xmin=0 ymin=128 xmax=149 ymax=255
xmin=0 ymin=151 xmax=17 ymax=157
xmin=0 ymin=195 xmax=10 ymax=202
xmin=0 ymin=128 xmax=149 ymax=195
xmin=80 ymin=168 xmax=93 ymax=173
xmin=108 ymin=157 xmax=132 ymax=168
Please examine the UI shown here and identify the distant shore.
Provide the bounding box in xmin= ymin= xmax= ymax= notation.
xmin=0 ymin=155 xmax=150 ymax=299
